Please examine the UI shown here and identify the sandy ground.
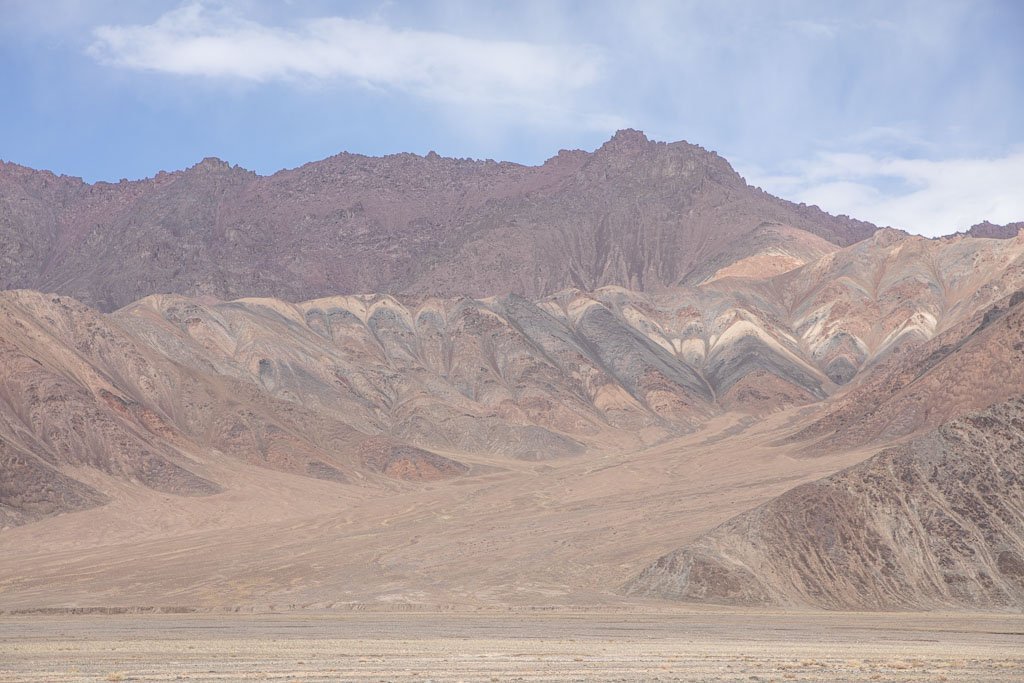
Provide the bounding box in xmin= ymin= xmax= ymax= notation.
xmin=3 ymin=409 xmax=1022 ymax=680
xmin=2 ymin=610 xmax=1023 ymax=682
xmin=0 ymin=409 xmax=872 ymax=611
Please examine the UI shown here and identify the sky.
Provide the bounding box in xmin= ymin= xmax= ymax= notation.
xmin=1 ymin=0 xmax=1022 ymax=236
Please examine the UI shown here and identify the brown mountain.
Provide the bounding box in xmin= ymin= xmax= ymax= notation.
xmin=0 ymin=130 xmax=876 ymax=311
xmin=5 ymin=135 xmax=1024 ymax=613
xmin=965 ymin=220 xmax=1024 ymax=239
xmin=0 ymin=231 xmax=1022 ymax=610
xmin=626 ymin=396 xmax=1024 ymax=610
xmin=3 ymin=229 xmax=1024 ymax=531
xmin=792 ymin=287 xmax=1024 ymax=451
xmin=0 ymin=290 xmax=490 ymax=527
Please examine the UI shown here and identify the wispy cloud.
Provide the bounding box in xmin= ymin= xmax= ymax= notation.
xmin=87 ymin=3 xmax=605 ymax=114
xmin=5 ymin=0 xmax=1019 ymax=203
xmin=747 ymin=150 xmax=1024 ymax=236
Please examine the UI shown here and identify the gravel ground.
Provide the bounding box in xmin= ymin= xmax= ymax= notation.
xmin=2 ymin=610 xmax=1023 ymax=682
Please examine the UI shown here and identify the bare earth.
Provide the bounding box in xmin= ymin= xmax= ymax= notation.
xmin=0 ymin=409 xmax=867 ymax=611
xmin=2 ymin=610 xmax=1023 ymax=682
xmin=3 ymin=229 xmax=1024 ymax=677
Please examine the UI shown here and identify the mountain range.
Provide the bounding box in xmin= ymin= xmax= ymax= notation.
xmin=0 ymin=131 xmax=1022 ymax=612
xmin=1 ymin=129 xmax=875 ymax=311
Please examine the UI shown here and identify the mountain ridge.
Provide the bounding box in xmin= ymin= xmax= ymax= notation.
xmin=0 ymin=130 xmax=878 ymax=311
xmin=4 ymin=132 xmax=1024 ymax=613
xmin=3 ymin=224 xmax=1023 ymax=531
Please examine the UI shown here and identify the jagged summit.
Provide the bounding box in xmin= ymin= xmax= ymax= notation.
xmin=598 ymin=128 xmax=651 ymax=151
xmin=191 ymin=156 xmax=233 ymax=171
xmin=965 ymin=220 xmax=1024 ymax=239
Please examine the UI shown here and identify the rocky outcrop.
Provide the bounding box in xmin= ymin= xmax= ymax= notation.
xmin=965 ymin=221 xmax=1024 ymax=239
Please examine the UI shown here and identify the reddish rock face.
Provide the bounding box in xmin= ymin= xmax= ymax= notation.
xmin=0 ymin=130 xmax=876 ymax=312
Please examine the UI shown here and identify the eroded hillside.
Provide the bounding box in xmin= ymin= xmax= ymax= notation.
xmin=627 ymin=397 xmax=1024 ymax=609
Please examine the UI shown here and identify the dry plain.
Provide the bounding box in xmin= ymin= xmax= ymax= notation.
xmin=2 ymin=99 xmax=1024 ymax=682
xmin=2 ymin=408 xmax=1023 ymax=681
xmin=2 ymin=610 xmax=1024 ymax=682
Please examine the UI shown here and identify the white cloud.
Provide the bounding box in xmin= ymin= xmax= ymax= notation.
xmin=746 ymin=150 xmax=1024 ymax=236
xmin=87 ymin=3 xmax=605 ymax=114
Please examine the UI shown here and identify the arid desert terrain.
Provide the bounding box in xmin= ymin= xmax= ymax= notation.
xmin=3 ymin=610 xmax=1024 ymax=682
xmin=2 ymin=131 xmax=1024 ymax=680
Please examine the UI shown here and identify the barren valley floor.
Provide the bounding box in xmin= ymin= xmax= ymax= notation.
xmin=2 ymin=402 xmax=1023 ymax=681
xmin=2 ymin=610 xmax=1023 ymax=682
xmin=0 ymin=410 xmax=865 ymax=611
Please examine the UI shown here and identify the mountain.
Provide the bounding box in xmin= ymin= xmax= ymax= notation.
xmin=0 ymin=290 xmax=489 ymax=527
xmin=965 ymin=221 xmax=1024 ymax=239
xmin=4 ymin=133 xmax=1024 ymax=613
xmin=792 ymin=287 xmax=1024 ymax=451
xmin=626 ymin=396 xmax=1024 ymax=610
xmin=3 ymin=228 xmax=1024 ymax=530
xmin=0 ymin=232 xmax=1023 ymax=609
xmin=0 ymin=130 xmax=877 ymax=311
xmin=0 ymin=284 xmax=789 ymax=527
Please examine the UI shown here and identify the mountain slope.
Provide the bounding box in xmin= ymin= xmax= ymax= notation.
xmin=626 ymin=396 xmax=1024 ymax=610
xmin=0 ymin=131 xmax=876 ymax=311
xmin=793 ymin=287 xmax=1024 ymax=451
xmin=0 ymin=281 xmax=841 ymax=527
xmin=0 ymin=291 xmax=473 ymax=527
xmin=5 ymin=230 xmax=1024 ymax=526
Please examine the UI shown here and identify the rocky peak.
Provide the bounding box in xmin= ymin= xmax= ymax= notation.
xmin=0 ymin=133 xmax=879 ymax=310
xmin=598 ymin=128 xmax=652 ymax=153
xmin=182 ymin=157 xmax=257 ymax=183
xmin=189 ymin=157 xmax=235 ymax=174
xmin=966 ymin=220 xmax=1024 ymax=239
xmin=869 ymin=226 xmax=913 ymax=247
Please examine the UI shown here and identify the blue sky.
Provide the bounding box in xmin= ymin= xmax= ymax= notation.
xmin=1 ymin=0 xmax=1022 ymax=235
